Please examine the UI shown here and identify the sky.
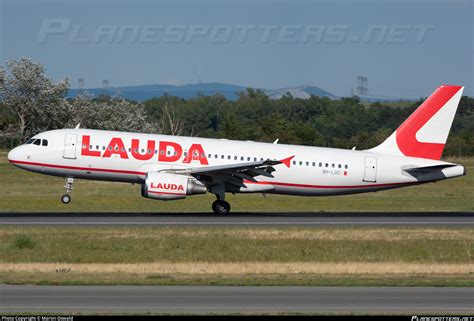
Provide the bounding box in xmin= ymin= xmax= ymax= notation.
xmin=0 ymin=0 xmax=472 ymax=98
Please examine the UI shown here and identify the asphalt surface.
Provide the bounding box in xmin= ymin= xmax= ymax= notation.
xmin=1 ymin=286 xmax=473 ymax=314
xmin=0 ymin=212 xmax=473 ymax=227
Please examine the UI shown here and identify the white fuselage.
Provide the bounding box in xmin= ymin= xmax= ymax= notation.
xmin=7 ymin=128 xmax=465 ymax=196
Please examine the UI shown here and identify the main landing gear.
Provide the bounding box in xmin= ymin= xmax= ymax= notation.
xmin=210 ymin=183 xmax=231 ymax=215
xmin=212 ymin=199 xmax=231 ymax=215
xmin=61 ymin=177 xmax=74 ymax=204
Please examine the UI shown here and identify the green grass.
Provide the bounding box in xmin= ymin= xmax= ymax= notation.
xmin=0 ymin=226 xmax=472 ymax=263
xmin=0 ymin=150 xmax=473 ymax=212
xmin=0 ymin=226 xmax=472 ymax=286
xmin=12 ymin=234 xmax=36 ymax=249
xmin=1 ymin=272 xmax=473 ymax=287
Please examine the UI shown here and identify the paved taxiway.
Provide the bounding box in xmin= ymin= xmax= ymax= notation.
xmin=0 ymin=212 xmax=472 ymax=227
xmin=1 ymin=286 xmax=473 ymax=314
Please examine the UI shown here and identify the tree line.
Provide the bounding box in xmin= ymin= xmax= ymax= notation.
xmin=1 ymin=58 xmax=473 ymax=156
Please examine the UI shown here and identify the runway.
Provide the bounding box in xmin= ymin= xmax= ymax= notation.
xmin=0 ymin=212 xmax=473 ymax=227
xmin=1 ymin=285 xmax=473 ymax=314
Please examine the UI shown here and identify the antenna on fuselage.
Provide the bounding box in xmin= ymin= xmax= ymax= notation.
xmin=75 ymin=123 xmax=81 ymax=129
xmin=273 ymin=139 xmax=279 ymax=144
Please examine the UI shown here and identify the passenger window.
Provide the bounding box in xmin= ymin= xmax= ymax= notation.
xmin=42 ymin=140 xmax=48 ymax=146
xmin=338 ymin=164 xmax=341 ymax=169
xmin=234 ymin=156 xmax=237 ymax=160
xmin=306 ymin=162 xmax=309 ymax=166
xmin=332 ymin=164 xmax=335 ymax=168
xmin=33 ymin=139 xmax=41 ymax=146
xmin=221 ymin=155 xmax=224 ymax=159
xmin=299 ymin=161 xmax=302 ymax=165
xmin=247 ymin=157 xmax=250 ymax=161
xmin=325 ymin=163 xmax=328 ymax=167
xmin=345 ymin=164 xmax=348 ymax=169
xmin=293 ymin=161 xmax=296 ymax=165
xmin=241 ymin=156 xmax=244 ymax=161
xmin=227 ymin=155 xmax=231 ymax=160
xmin=312 ymin=162 xmax=315 ymax=167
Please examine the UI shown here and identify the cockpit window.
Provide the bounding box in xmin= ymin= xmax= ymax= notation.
xmin=33 ymin=139 xmax=41 ymax=146
xmin=42 ymin=139 xmax=48 ymax=146
xmin=26 ymin=139 xmax=34 ymax=144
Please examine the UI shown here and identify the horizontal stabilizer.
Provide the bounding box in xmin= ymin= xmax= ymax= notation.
xmin=403 ymin=164 xmax=464 ymax=182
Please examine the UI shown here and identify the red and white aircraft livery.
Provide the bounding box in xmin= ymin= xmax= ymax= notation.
xmin=8 ymin=85 xmax=466 ymax=214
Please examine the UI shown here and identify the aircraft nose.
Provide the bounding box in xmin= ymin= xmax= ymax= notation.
xmin=7 ymin=147 xmax=20 ymax=163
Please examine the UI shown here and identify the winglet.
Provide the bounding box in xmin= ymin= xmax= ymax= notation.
xmin=280 ymin=155 xmax=295 ymax=168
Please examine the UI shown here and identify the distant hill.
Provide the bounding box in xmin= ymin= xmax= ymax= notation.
xmin=67 ymin=82 xmax=337 ymax=101
xmin=265 ymin=86 xmax=336 ymax=100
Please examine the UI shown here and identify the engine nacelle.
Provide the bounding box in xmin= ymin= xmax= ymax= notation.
xmin=141 ymin=172 xmax=207 ymax=200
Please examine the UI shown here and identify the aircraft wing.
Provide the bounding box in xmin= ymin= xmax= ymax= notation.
xmin=163 ymin=157 xmax=293 ymax=188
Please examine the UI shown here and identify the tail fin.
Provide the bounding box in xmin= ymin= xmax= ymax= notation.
xmin=368 ymin=85 xmax=464 ymax=160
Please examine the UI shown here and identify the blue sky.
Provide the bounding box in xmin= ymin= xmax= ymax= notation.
xmin=1 ymin=0 xmax=472 ymax=97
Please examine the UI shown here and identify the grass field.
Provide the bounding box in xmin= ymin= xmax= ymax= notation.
xmin=0 ymin=151 xmax=473 ymax=212
xmin=0 ymin=226 xmax=473 ymax=286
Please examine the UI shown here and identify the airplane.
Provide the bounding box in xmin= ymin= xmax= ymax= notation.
xmin=7 ymin=85 xmax=466 ymax=214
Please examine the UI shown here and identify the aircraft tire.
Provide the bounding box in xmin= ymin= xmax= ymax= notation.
xmin=212 ymin=200 xmax=230 ymax=215
xmin=61 ymin=194 xmax=71 ymax=204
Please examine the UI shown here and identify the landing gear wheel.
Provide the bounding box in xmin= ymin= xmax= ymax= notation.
xmin=212 ymin=200 xmax=231 ymax=215
xmin=61 ymin=194 xmax=71 ymax=204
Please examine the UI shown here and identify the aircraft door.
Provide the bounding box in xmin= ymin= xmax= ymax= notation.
xmin=63 ymin=133 xmax=77 ymax=159
xmin=363 ymin=156 xmax=377 ymax=182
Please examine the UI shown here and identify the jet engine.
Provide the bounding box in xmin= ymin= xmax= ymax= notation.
xmin=141 ymin=172 xmax=207 ymax=200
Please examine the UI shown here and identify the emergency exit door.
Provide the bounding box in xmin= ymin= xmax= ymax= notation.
xmin=363 ymin=156 xmax=377 ymax=182
xmin=63 ymin=133 xmax=77 ymax=159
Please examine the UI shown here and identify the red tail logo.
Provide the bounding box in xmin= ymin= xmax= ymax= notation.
xmin=395 ymin=85 xmax=463 ymax=160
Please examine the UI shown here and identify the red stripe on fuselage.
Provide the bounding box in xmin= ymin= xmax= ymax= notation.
xmin=242 ymin=180 xmax=417 ymax=189
xmin=9 ymin=159 xmax=416 ymax=189
xmin=9 ymin=159 xmax=145 ymax=175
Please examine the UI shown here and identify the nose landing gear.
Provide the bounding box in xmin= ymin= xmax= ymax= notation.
xmin=61 ymin=177 xmax=74 ymax=204
xmin=61 ymin=194 xmax=71 ymax=204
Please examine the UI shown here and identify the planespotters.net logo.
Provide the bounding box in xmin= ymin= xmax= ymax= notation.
xmin=411 ymin=316 xmax=474 ymax=321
